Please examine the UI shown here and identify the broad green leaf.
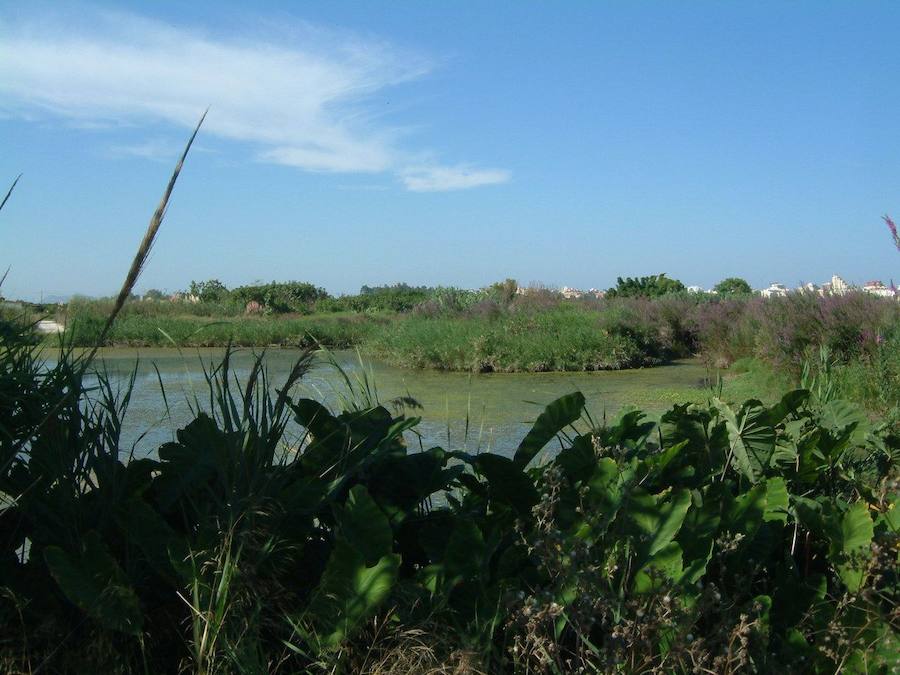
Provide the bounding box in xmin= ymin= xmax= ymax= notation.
xmin=829 ymin=501 xmax=874 ymax=592
xmin=604 ymin=409 xmax=656 ymax=449
xmin=115 ymin=499 xmax=188 ymax=584
xmin=443 ymin=519 xmax=486 ymax=583
xmin=155 ymin=414 xmax=223 ymax=509
xmin=819 ymin=399 xmax=867 ymax=441
xmin=474 ymin=454 xmax=539 ymax=515
xmin=44 ymin=531 xmax=143 ymax=636
xmin=639 ymin=440 xmax=690 ymax=485
xmin=649 ymin=489 xmax=691 ymax=557
xmin=625 ymin=488 xmax=691 ymax=564
xmin=634 ymin=541 xmax=683 ymax=593
xmin=763 ymin=477 xmax=789 ymax=524
xmin=585 ymin=457 xmax=628 ymax=534
xmin=793 ymin=496 xmax=826 ymax=538
xmin=514 ymin=392 xmax=585 ymax=468
xmin=768 ymin=389 xmax=810 ymax=424
xmin=678 ymin=492 xmax=722 ymax=584
xmin=555 ymin=434 xmax=596 ymax=481
xmin=727 ymin=484 xmax=767 ymax=537
xmin=367 ymin=447 xmax=461 ymax=511
xmin=714 ymin=398 xmax=776 ymax=483
xmin=291 ymin=399 xmax=350 ymax=472
xmin=334 ymin=486 xmax=393 ymax=566
xmin=305 ymin=540 xmax=399 ymax=648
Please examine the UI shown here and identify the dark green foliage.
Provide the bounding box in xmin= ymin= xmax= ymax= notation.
xmin=142 ymin=288 xmax=166 ymax=301
xmin=320 ymin=283 xmax=433 ymax=313
xmin=230 ymin=280 xmax=329 ymax=313
xmin=606 ymin=273 xmax=686 ymax=298
xmin=189 ymin=278 xmax=230 ymax=303
xmin=713 ymin=277 xmax=753 ymax=295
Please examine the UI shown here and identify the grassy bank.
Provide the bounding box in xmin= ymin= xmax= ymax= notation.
xmin=59 ymin=311 xmax=380 ymax=348
xmin=365 ymin=305 xmax=661 ymax=372
xmin=38 ymin=292 xmax=899 ymax=418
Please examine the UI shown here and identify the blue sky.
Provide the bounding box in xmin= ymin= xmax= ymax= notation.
xmin=0 ymin=1 xmax=897 ymax=300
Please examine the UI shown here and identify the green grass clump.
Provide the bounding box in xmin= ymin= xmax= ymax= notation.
xmin=366 ymin=305 xmax=649 ymax=372
xmin=61 ymin=311 xmax=381 ymax=348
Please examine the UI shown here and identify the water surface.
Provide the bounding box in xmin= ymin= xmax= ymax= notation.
xmin=78 ymin=348 xmax=713 ymax=458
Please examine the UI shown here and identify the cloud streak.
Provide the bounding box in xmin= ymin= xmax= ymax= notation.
xmin=0 ymin=7 xmax=508 ymax=190
xmin=401 ymin=165 xmax=511 ymax=192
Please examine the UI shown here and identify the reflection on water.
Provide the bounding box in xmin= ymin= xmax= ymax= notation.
xmin=61 ymin=348 xmax=713 ymax=459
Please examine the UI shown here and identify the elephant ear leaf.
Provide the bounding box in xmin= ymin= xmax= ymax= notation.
xmin=334 ymin=486 xmax=393 ymax=567
xmin=515 ymin=392 xmax=585 ymax=469
xmin=474 ymin=454 xmax=539 ymax=515
xmin=624 ymin=488 xmax=691 ymax=567
xmin=634 ymin=541 xmax=683 ymax=593
xmin=304 ymin=540 xmax=399 ymax=648
xmin=44 ymin=531 xmax=143 ymax=636
xmin=829 ymin=502 xmax=874 ymax=593
xmin=714 ymin=398 xmax=775 ymax=483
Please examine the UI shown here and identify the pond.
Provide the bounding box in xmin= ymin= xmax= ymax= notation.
xmin=71 ymin=348 xmax=716 ymax=459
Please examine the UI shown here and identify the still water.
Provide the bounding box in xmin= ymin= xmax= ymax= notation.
xmin=76 ymin=348 xmax=713 ymax=459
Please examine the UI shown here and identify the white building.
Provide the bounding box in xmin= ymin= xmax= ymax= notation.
xmin=560 ymin=286 xmax=585 ymax=299
xmin=862 ymin=280 xmax=896 ymax=299
xmin=760 ymin=282 xmax=789 ymax=298
xmin=830 ymin=275 xmax=850 ymax=295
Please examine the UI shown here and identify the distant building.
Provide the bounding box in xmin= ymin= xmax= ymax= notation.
xmin=862 ymin=280 xmax=896 ymax=299
xmin=686 ymin=285 xmax=706 ymax=294
xmin=797 ymin=282 xmax=819 ymax=294
xmin=587 ymin=288 xmax=605 ymax=299
xmin=560 ymin=286 xmax=585 ymax=299
xmin=760 ymin=282 xmax=789 ymax=298
xmin=830 ymin=275 xmax=850 ymax=295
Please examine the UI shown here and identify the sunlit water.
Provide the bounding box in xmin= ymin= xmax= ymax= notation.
xmin=64 ymin=348 xmax=713 ymax=459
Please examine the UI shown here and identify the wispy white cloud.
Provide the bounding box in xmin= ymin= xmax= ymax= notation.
xmin=0 ymin=7 xmax=508 ymax=190
xmin=401 ymin=165 xmax=510 ymax=192
xmin=108 ymin=138 xmax=182 ymax=161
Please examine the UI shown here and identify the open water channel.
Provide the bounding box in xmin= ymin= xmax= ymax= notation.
xmin=75 ymin=348 xmax=714 ymax=459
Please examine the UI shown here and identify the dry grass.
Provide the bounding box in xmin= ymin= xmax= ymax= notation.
xmin=337 ymin=611 xmax=487 ymax=675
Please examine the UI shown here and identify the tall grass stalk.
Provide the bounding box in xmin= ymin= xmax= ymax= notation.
xmin=0 ymin=174 xmax=20 ymax=214
xmin=92 ymin=110 xmax=207 ymax=357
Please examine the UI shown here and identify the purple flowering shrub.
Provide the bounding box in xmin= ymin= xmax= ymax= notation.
xmin=693 ymin=292 xmax=898 ymax=374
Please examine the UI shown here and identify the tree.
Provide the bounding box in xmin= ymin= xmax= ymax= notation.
xmin=143 ymin=289 xmax=165 ymax=301
xmin=188 ymin=279 xmax=229 ymax=303
xmin=230 ymin=281 xmax=329 ymax=313
xmin=606 ymin=274 xmax=685 ymax=298
xmin=713 ymin=277 xmax=752 ymax=296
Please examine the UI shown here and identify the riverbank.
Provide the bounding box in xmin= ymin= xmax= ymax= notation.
xmin=50 ymin=304 xmax=687 ymax=372
xmin=34 ymin=292 xmax=900 ymax=415
xmin=54 ymin=311 xmax=379 ymax=348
